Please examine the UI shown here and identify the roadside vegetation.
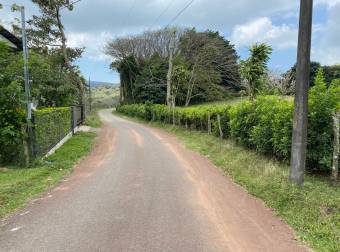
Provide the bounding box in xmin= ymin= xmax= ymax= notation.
xmin=115 ymin=112 xmax=339 ymax=252
xmin=111 ymin=26 xmax=340 ymax=250
xmin=117 ymin=69 xmax=340 ymax=175
xmin=85 ymin=109 xmax=102 ymax=128
xmin=0 ymin=2 xmax=99 ymax=218
xmin=0 ymin=132 xmax=95 ymax=218
xmin=0 ymin=1 xmax=86 ymax=165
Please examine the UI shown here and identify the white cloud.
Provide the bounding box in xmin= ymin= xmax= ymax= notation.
xmin=315 ymin=0 xmax=340 ymax=8
xmin=67 ymin=31 xmax=113 ymax=62
xmin=312 ymin=2 xmax=340 ymax=65
xmin=230 ymin=17 xmax=297 ymax=49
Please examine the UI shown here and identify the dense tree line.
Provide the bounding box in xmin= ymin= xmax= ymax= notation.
xmin=105 ymin=28 xmax=240 ymax=106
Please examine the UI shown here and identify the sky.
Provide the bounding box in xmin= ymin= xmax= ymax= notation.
xmin=1 ymin=0 xmax=339 ymax=83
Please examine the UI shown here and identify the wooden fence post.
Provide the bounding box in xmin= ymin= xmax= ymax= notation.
xmin=332 ymin=112 xmax=340 ymax=182
xmin=217 ymin=114 xmax=223 ymax=139
xmin=207 ymin=112 xmax=211 ymax=134
xmin=22 ymin=125 xmax=30 ymax=166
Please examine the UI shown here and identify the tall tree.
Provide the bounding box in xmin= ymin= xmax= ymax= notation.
xmin=27 ymin=0 xmax=85 ymax=104
xmin=240 ymin=43 xmax=272 ymax=99
xmin=28 ymin=0 xmax=75 ymax=66
xmin=180 ymin=29 xmax=239 ymax=106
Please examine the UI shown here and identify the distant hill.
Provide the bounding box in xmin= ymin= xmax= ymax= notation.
xmin=87 ymin=81 xmax=120 ymax=88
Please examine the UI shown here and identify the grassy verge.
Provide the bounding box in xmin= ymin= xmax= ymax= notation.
xmin=85 ymin=109 xmax=102 ymax=128
xmin=0 ymin=132 xmax=96 ymax=219
xmin=115 ymin=112 xmax=339 ymax=252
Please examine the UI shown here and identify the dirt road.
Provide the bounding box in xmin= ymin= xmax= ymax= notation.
xmin=0 ymin=109 xmax=308 ymax=252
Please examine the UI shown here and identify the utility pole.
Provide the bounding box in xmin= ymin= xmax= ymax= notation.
xmin=166 ymin=35 xmax=174 ymax=108
xmin=290 ymin=0 xmax=313 ymax=185
xmin=21 ymin=6 xmax=31 ymax=120
xmin=88 ymin=76 xmax=92 ymax=112
xmin=19 ymin=5 xmax=33 ymax=164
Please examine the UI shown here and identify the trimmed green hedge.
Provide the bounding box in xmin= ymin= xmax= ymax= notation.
xmin=33 ymin=107 xmax=71 ymax=157
xmin=117 ymin=90 xmax=339 ymax=173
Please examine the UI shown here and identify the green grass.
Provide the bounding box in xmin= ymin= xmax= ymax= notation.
xmin=85 ymin=109 xmax=102 ymax=128
xmin=0 ymin=132 xmax=96 ymax=218
xmin=116 ymin=112 xmax=340 ymax=252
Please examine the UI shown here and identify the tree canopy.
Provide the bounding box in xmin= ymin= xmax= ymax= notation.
xmin=106 ymin=28 xmax=240 ymax=106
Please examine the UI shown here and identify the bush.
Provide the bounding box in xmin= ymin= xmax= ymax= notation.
xmin=117 ymin=79 xmax=339 ymax=173
xmin=33 ymin=107 xmax=71 ymax=157
xmin=0 ymin=106 xmax=25 ymax=164
xmin=307 ymin=70 xmax=340 ymax=171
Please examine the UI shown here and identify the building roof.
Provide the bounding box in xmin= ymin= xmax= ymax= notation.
xmin=0 ymin=25 xmax=23 ymax=51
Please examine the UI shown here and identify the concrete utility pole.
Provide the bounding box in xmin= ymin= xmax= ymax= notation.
xmin=290 ymin=0 xmax=313 ymax=185
xmin=21 ymin=6 xmax=31 ymax=120
xmin=88 ymin=76 xmax=92 ymax=112
xmin=166 ymin=34 xmax=174 ymax=108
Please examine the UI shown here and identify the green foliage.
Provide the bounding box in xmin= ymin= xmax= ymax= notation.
xmin=307 ymin=69 xmax=340 ymax=170
xmin=286 ymin=61 xmax=321 ymax=87
xmin=139 ymin=122 xmax=339 ymax=252
xmin=180 ymin=29 xmax=241 ymax=92
xmin=0 ymin=42 xmax=26 ymax=164
xmin=117 ymin=87 xmax=338 ymax=173
xmin=240 ymin=43 xmax=273 ymax=99
xmin=33 ymin=107 xmax=71 ymax=157
xmin=134 ymin=54 xmax=167 ymax=104
xmin=84 ymin=110 xmax=102 ymax=128
xmin=323 ymin=65 xmax=340 ymax=86
xmin=286 ymin=62 xmax=340 ymax=88
xmin=0 ymin=132 xmax=95 ymax=218
xmin=109 ymin=28 xmax=240 ymax=106
xmin=0 ymin=41 xmax=81 ymax=164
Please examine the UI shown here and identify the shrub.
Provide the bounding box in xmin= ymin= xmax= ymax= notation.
xmin=117 ymin=81 xmax=338 ymax=173
xmin=307 ymin=69 xmax=340 ymax=171
xmin=229 ymin=100 xmax=257 ymax=147
xmin=33 ymin=107 xmax=71 ymax=157
xmin=0 ymin=81 xmax=26 ymax=165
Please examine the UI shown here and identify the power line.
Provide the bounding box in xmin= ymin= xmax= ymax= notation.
xmin=165 ymin=0 xmax=195 ymax=28
xmin=61 ymin=0 xmax=82 ymax=10
xmin=121 ymin=0 xmax=138 ymax=29
xmin=151 ymin=0 xmax=175 ymax=28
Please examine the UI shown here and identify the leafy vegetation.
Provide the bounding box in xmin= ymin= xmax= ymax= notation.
xmin=114 ymin=113 xmax=340 ymax=252
xmin=105 ymin=28 xmax=240 ymax=106
xmin=34 ymin=107 xmax=72 ymax=157
xmin=116 ymin=69 xmax=340 ymax=173
xmin=0 ymin=0 xmax=86 ymax=165
xmin=240 ymin=43 xmax=272 ymax=99
xmin=287 ymin=62 xmax=340 ymax=88
xmin=0 ymin=132 xmax=95 ymax=218
xmin=85 ymin=110 xmax=101 ymax=128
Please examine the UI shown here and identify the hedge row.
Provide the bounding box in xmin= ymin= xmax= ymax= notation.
xmin=33 ymin=107 xmax=72 ymax=157
xmin=117 ymin=93 xmax=339 ymax=172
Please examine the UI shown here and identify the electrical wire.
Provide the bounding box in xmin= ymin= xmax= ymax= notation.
xmin=121 ymin=0 xmax=138 ymax=29
xmin=165 ymin=0 xmax=195 ymax=28
xmin=60 ymin=0 xmax=82 ymax=10
xmin=151 ymin=0 xmax=175 ymax=28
